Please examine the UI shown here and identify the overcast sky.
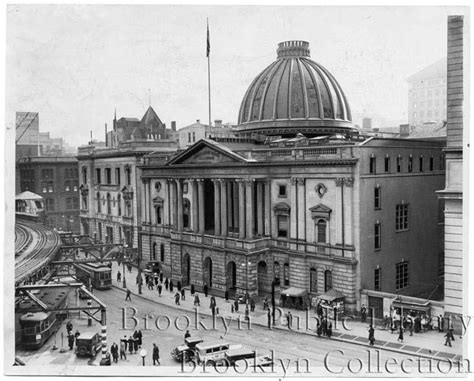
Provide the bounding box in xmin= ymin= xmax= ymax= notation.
xmin=6 ymin=5 xmax=467 ymax=147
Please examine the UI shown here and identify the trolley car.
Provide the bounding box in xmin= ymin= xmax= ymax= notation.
xmin=18 ymin=288 xmax=69 ymax=349
xmin=75 ymin=262 xmax=112 ymax=290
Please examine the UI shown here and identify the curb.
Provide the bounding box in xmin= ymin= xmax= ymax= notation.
xmin=111 ymin=285 xmax=457 ymax=363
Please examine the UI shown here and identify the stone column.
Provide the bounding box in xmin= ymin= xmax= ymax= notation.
xmin=197 ymin=179 xmax=205 ymax=233
xmin=213 ymin=180 xmax=221 ymax=236
xmin=144 ymin=179 xmax=150 ymax=223
xmin=344 ymin=177 xmax=354 ymax=246
xmin=256 ymin=182 xmax=264 ymax=236
xmin=335 ymin=178 xmax=344 ymax=245
xmin=227 ymin=180 xmax=233 ymax=231
xmin=164 ymin=179 xmax=170 ymax=226
xmin=141 ymin=179 xmax=146 ymax=223
xmin=221 ymin=180 xmax=228 ymax=235
xmin=191 ymin=180 xmax=199 ymax=233
xmin=233 ymin=182 xmax=239 ymax=232
xmin=290 ymin=177 xmax=298 ymax=240
xmin=238 ymin=180 xmax=246 ymax=239
xmin=297 ymin=178 xmax=306 ymax=241
xmin=176 ymin=179 xmax=183 ymax=232
xmin=264 ymin=179 xmax=271 ymax=236
xmin=245 ymin=179 xmax=254 ymax=239
xmin=170 ymin=180 xmax=177 ymax=228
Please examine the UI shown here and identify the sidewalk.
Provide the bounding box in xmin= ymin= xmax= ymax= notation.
xmin=111 ymin=263 xmax=462 ymax=363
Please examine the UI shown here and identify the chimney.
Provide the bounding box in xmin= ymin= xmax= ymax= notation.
xmin=171 ymin=121 xmax=176 ymax=131
xmin=196 ymin=119 xmax=200 ymax=124
xmin=214 ymin=119 xmax=223 ymax=128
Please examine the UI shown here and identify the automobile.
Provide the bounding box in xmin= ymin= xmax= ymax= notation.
xmin=224 ymin=347 xmax=257 ymax=365
xmin=170 ymin=337 xmax=204 ymax=362
xmin=194 ymin=341 xmax=242 ymax=366
xmin=75 ymin=332 xmax=102 ymax=357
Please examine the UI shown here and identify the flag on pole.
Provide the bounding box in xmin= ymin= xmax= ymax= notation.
xmin=206 ymin=19 xmax=210 ymax=57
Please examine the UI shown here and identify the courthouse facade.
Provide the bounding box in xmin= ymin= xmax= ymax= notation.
xmin=139 ymin=41 xmax=445 ymax=313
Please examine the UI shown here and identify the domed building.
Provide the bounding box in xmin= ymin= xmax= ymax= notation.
xmin=126 ymin=40 xmax=444 ymax=318
xmin=237 ymin=40 xmax=353 ymax=137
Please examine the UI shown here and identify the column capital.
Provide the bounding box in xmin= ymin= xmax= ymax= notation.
xmin=290 ymin=177 xmax=298 ymax=185
xmin=335 ymin=177 xmax=344 ymax=187
xmin=296 ymin=178 xmax=305 ymax=185
xmin=244 ymin=178 xmax=255 ymax=184
xmin=344 ymin=177 xmax=354 ymax=187
xmin=195 ymin=178 xmax=205 ymax=183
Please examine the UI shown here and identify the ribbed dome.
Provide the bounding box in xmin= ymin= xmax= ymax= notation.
xmin=237 ymin=40 xmax=353 ymax=137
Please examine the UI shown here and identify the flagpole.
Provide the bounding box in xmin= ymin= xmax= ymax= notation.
xmin=207 ymin=18 xmax=212 ymax=137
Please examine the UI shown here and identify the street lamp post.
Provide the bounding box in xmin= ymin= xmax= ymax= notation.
xmin=122 ymin=243 xmax=127 ymax=289
xmin=137 ymin=226 xmax=142 ymax=295
xmin=271 ymin=280 xmax=276 ymax=326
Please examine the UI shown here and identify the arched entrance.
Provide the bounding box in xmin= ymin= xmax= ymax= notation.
xmin=257 ymin=261 xmax=268 ymax=295
xmin=182 ymin=253 xmax=191 ymax=286
xmin=226 ymin=261 xmax=237 ymax=295
xmin=203 ymin=257 xmax=213 ymax=288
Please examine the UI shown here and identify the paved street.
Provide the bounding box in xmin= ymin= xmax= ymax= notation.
xmin=15 ymin=287 xmax=467 ymax=377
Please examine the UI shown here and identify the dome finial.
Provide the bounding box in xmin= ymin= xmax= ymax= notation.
xmin=277 ymin=40 xmax=310 ymax=59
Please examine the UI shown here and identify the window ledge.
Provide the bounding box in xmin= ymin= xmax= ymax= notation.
xmin=395 ymin=229 xmax=410 ymax=233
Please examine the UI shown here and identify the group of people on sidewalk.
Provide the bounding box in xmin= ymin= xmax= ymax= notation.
xmin=66 ymin=321 xmax=81 ymax=350
xmin=109 ymin=330 xmax=161 ymax=365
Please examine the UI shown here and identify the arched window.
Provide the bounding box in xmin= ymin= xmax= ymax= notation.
xmin=152 ymin=243 xmax=157 ymax=261
xmin=324 ymin=270 xmax=332 ymax=291
xmin=107 ymin=193 xmax=112 ymax=215
xmin=82 ymin=167 xmax=87 ymax=184
xmin=274 ymin=261 xmax=280 ymax=286
xmin=155 ymin=205 xmax=162 ymax=224
xmin=310 ymin=268 xmax=317 ymax=293
xmin=96 ymin=192 xmax=101 ymax=213
xmin=317 ymin=219 xmax=327 ymax=243
xmin=284 ymin=263 xmax=289 ymax=286
xmin=117 ymin=194 xmax=122 ymax=216
xmin=160 ymin=243 xmax=165 ymax=262
xmin=183 ymin=199 xmax=190 ymax=228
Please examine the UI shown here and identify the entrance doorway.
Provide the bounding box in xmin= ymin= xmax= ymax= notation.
xmin=182 ymin=253 xmax=191 ymax=286
xmin=226 ymin=261 xmax=237 ymax=295
xmin=203 ymin=257 xmax=213 ymax=288
xmin=257 ymin=261 xmax=268 ymax=295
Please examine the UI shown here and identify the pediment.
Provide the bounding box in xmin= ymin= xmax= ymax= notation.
xmin=309 ymin=203 xmax=332 ymax=219
xmin=152 ymin=196 xmax=164 ymax=204
xmin=167 ymin=139 xmax=248 ymax=165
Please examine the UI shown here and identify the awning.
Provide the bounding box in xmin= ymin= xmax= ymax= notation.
xmin=281 ymin=287 xmax=307 ymax=298
xmin=318 ymin=288 xmax=345 ymax=302
xmin=392 ymin=297 xmax=430 ymax=312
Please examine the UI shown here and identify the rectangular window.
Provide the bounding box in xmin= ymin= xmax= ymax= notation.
xmin=310 ymin=269 xmax=317 ymax=293
xmin=278 ymin=184 xmax=287 ymax=197
xmin=374 ymin=268 xmax=381 ymax=291
xmin=96 ymin=168 xmax=101 ymax=184
xmin=193 ymin=132 xmax=196 ymax=142
xmin=65 ymin=181 xmax=70 ymax=192
xmin=82 ymin=168 xmax=87 ymax=184
xmin=397 ymin=156 xmax=402 ymax=173
xmin=440 ymin=154 xmax=445 ymax=170
xmin=283 ymin=264 xmax=289 ymax=286
xmin=419 ymin=156 xmax=424 ymax=172
xmin=395 ymin=204 xmax=409 ymax=231
xmin=408 ymin=156 xmax=413 ymax=173
xmin=105 ymin=168 xmax=111 ymax=184
xmin=429 ymin=156 xmax=434 ymax=171
xmin=188 ymin=132 xmax=191 ymax=143
xmin=374 ymin=223 xmax=381 ymax=250
xmin=374 ymin=187 xmax=381 ymax=209
xmin=73 ymin=181 xmax=78 ymax=192
xmin=73 ymin=197 xmax=79 ymax=209
xmin=41 ymin=168 xmax=54 ymax=179
xmin=115 ymin=168 xmax=121 ymax=185
xmin=369 ymin=156 xmax=376 ymax=174
xmin=277 ymin=215 xmax=288 ymax=238
xmin=66 ymin=198 xmax=73 ymax=210
xmin=45 ymin=198 xmax=55 ymax=211
xmin=396 ymin=261 xmax=409 ymax=290
xmin=384 ymin=156 xmax=390 ymax=172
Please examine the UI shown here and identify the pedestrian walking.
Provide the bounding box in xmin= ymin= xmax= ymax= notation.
xmin=245 ymin=304 xmax=250 ymax=321
xmin=194 ymin=293 xmax=200 ymax=306
xmin=165 ymin=278 xmax=169 ymax=291
xmin=133 ymin=337 xmax=139 ymax=353
xmin=169 ymin=280 xmax=174 ymax=292
xmin=175 ymin=292 xmax=181 ymax=305
xmin=368 ymin=325 xmax=375 ymax=346
xmin=152 ymin=343 xmax=160 ymax=365
xmin=263 ymin=297 xmax=269 ymax=310
xmin=409 ymin=320 xmax=414 ymax=336
xmin=438 ymin=314 xmax=444 ymax=332
xmin=322 ymin=318 xmax=328 ymax=336
xmin=74 ymin=329 xmax=81 ymax=345
xmin=119 ymin=340 xmax=127 ymax=360
xmin=316 ymin=321 xmax=322 ymax=336
xmin=154 ymin=275 xmax=159 ymax=286
xmin=117 ymin=271 xmax=121 ymax=283
xmin=111 ymin=342 xmax=119 ymax=363
xmin=66 ymin=321 xmax=73 ymax=335
xmin=125 ymin=289 xmax=131 ymax=301
xmin=190 ymin=284 xmax=195 ymax=295
xmin=68 ymin=334 xmax=74 ymax=350
xmin=444 ymin=331 xmax=452 ymax=347
xmin=361 ymin=305 xmax=367 ymax=323
xmin=398 ymin=326 xmax=404 ymax=343
xmin=204 ymin=284 xmax=208 ymax=297
xmin=210 ymin=296 xmax=216 ymax=308
xmin=234 ymin=298 xmax=239 ymax=312
xmin=121 ymin=335 xmax=128 ymax=352
xmin=177 ymin=281 xmax=182 ymax=291
xmin=181 ymin=288 xmax=185 ymax=300
xmin=327 ymin=322 xmax=333 ymax=338
xmin=137 ymin=330 xmax=143 ymax=346
xmin=287 ymin=311 xmax=293 ymax=329
xmin=225 ymin=290 xmax=229 ymax=303
xmin=158 ymin=283 xmax=162 ymax=296
xmin=128 ymin=336 xmax=134 ymax=354
xmin=250 ymin=298 xmax=255 ymax=312
xmin=159 ymin=271 xmax=163 ymax=283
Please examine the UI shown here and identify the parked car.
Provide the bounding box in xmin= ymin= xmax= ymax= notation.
xmin=75 ymin=332 xmax=102 ymax=357
xmin=170 ymin=337 xmax=203 ymax=362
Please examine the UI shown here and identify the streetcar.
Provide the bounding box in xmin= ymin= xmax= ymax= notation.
xmin=74 ymin=262 xmax=112 ymax=290
xmin=18 ymin=288 xmax=69 ymax=349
